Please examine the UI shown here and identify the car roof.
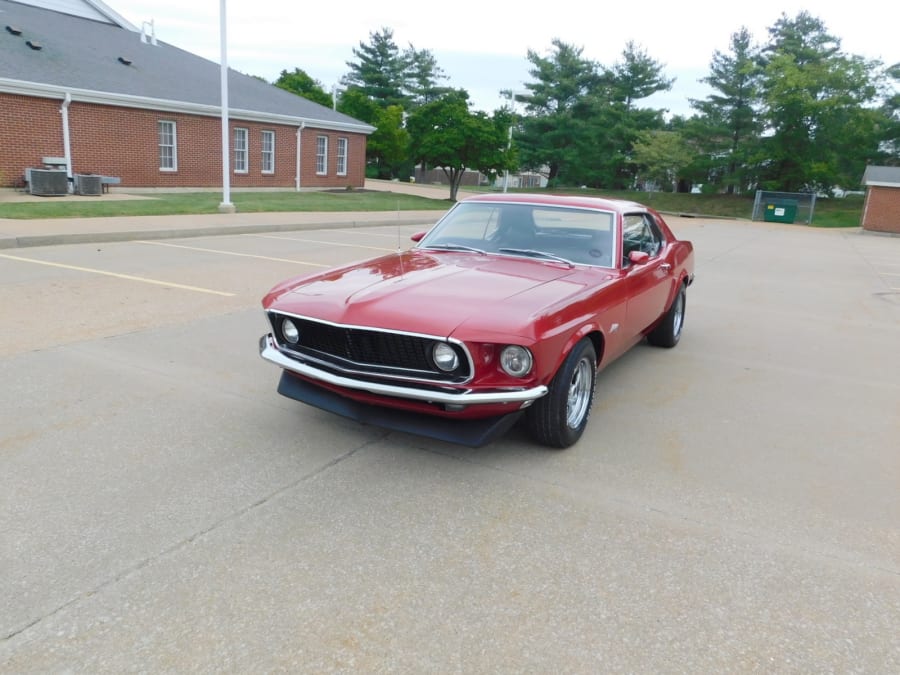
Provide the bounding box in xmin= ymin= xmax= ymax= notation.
xmin=461 ymin=193 xmax=647 ymax=214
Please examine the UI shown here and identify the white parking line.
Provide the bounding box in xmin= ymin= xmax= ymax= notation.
xmin=0 ymin=252 xmax=235 ymax=296
xmin=135 ymin=240 xmax=331 ymax=266
xmin=242 ymin=233 xmax=397 ymax=252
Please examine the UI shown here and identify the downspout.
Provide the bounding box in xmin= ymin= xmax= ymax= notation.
xmin=60 ymin=93 xmax=73 ymax=192
xmin=295 ymin=122 xmax=305 ymax=191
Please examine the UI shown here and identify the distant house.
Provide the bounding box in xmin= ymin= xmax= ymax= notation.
xmin=861 ymin=166 xmax=900 ymax=234
xmin=0 ymin=0 xmax=374 ymax=191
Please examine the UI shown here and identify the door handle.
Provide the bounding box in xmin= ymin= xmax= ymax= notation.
xmin=660 ymin=263 xmax=671 ymax=272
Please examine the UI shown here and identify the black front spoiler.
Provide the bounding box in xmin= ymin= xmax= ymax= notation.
xmin=276 ymin=372 xmax=523 ymax=448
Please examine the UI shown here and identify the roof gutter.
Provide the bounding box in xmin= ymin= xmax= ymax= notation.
xmin=863 ymin=181 xmax=900 ymax=188
xmin=0 ymin=79 xmax=376 ymax=135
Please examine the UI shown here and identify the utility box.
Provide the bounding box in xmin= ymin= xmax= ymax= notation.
xmin=75 ymin=174 xmax=103 ymax=196
xmin=763 ymin=199 xmax=798 ymax=223
xmin=28 ymin=168 xmax=69 ymax=196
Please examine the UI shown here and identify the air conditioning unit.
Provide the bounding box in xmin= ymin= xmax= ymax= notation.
xmin=28 ymin=168 xmax=69 ymax=196
xmin=75 ymin=174 xmax=103 ymax=196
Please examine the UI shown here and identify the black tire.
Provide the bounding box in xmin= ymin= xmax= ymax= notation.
xmin=526 ymin=338 xmax=597 ymax=448
xmin=647 ymin=283 xmax=686 ymax=348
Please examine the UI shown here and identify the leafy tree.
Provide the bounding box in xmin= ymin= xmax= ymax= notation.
xmin=690 ymin=27 xmax=762 ymax=193
xmin=367 ymin=105 xmax=411 ymax=179
xmin=876 ymin=62 xmax=900 ymax=164
xmin=342 ymin=27 xmax=408 ymax=109
xmin=274 ymin=68 xmax=333 ymax=108
xmin=630 ymin=130 xmax=695 ymax=191
xmin=335 ymin=86 xmax=380 ymax=125
xmin=406 ymin=90 xmax=512 ymax=200
xmin=757 ymin=12 xmax=884 ymax=192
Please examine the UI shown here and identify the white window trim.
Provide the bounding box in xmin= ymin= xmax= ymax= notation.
xmin=158 ymin=120 xmax=177 ymax=172
xmin=316 ymin=135 xmax=328 ymax=175
xmin=234 ymin=127 xmax=249 ymax=174
xmin=261 ymin=130 xmax=275 ymax=174
xmin=336 ymin=137 xmax=348 ymax=176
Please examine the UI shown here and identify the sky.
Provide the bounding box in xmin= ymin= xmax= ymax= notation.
xmin=108 ymin=0 xmax=898 ymax=118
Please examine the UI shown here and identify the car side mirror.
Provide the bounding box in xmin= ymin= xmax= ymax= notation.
xmin=628 ymin=250 xmax=650 ymax=265
xmin=410 ymin=231 xmax=426 ymax=242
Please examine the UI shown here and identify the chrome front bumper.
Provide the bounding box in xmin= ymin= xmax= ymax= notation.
xmin=259 ymin=334 xmax=548 ymax=407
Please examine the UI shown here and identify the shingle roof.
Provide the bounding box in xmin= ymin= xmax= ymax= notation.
xmin=0 ymin=0 xmax=373 ymax=133
xmin=862 ymin=166 xmax=900 ymax=187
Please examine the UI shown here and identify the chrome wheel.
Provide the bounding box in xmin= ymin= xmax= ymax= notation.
xmin=526 ymin=338 xmax=597 ymax=448
xmin=566 ymin=357 xmax=593 ymax=428
xmin=648 ymin=284 xmax=687 ymax=348
xmin=671 ymin=289 xmax=684 ymax=338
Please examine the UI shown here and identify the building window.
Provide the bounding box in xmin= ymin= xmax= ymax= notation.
xmin=261 ymin=130 xmax=275 ymax=174
xmin=234 ymin=127 xmax=248 ymax=173
xmin=316 ymin=135 xmax=328 ymax=175
xmin=158 ymin=120 xmax=177 ymax=171
xmin=336 ymin=137 xmax=348 ymax=176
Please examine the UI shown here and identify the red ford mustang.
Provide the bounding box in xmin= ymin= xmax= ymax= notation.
xmin=260 ymin=193 xmax=694 ymax=448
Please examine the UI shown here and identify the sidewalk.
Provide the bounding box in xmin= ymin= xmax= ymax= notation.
xmin=0 ymin=179 xmax=469 ymax=250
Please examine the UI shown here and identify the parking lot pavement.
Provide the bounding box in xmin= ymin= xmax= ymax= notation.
xmin=1 ymin=218 xmax=898 ymax=671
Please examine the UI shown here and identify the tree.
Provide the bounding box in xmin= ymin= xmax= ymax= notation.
xmin=367 ymin=105 xmax=411 ymax=179
xmin=690 ymin=27 xmax=762 ymax=193
xmin=403 ymin=46 xmax=453 ymax=107
xmin=516 ymin=40 xmax=602 ymax=185
xmin=876 ymin=62 xmax=900 ymax=164
xmin=757 ymin=12 xmax=884 ymax=192
xmin=630 ymin=130 xmax=695 ymax=191
xmin=335 ymin=86 xmax=380 ymax=125
xmin=274 ymin=68 xmax=333 ymax=108
xmin=607 ymin=41 xmax=674 ymax=109
xmin=342 ymin=27 xmax=408 ymax=109
xmin=406 ymin=90 xmax=512 ymax=201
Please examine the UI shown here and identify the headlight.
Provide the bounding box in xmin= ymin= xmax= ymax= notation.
xmin=282 ymin=318 xmax=300 ymax=344
xmin=500 ymin=345 xmax=533 ymax=377
xmin=432 ymin=342 xmax=460 ymax=372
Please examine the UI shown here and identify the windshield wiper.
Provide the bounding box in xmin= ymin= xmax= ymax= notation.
xmin=422 ymin=243 xmax=486 ymax=255
xmin=498 ymin=248 xmax=574 ymax=267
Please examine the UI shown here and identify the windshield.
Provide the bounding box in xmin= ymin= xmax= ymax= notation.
xmin=418 ymin=201 xmax=616 ymax=267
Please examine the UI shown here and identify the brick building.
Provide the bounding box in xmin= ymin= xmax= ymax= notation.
xmin=0 ymin=0 xmax=374 ymax=191
xmin=861 ymin=166 xmax=900 ymax=234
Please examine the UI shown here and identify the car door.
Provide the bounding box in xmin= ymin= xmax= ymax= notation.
xmin=621 ymin=213 xmax=673 ymax=336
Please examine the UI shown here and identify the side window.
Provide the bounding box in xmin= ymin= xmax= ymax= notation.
xmin=642 ymin=215 xmax=663 ymax=256
xmin=316 ymin=136 xmax=328 ymax=175
xmin=622 ymin=213 xmax=663 ymax=262
xmin=622 ymin=215 xmax=645 ymax=260
xmin=336 ymin=137 xmax=348 ymax=176
xmin=158 ymin=120 xmax=177 ymax=171
xmin=233 ymin=127 xmax=248 ymax=173
xmin=261 ymin=130 xmax=275 ymax=174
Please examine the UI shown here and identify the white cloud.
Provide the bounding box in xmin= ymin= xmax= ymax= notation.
xmin=113 ymin=0 xmax=898 ymax=116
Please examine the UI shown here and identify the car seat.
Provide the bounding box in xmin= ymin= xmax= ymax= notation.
xmin=497 ymin=207 xmax=536 ymax=249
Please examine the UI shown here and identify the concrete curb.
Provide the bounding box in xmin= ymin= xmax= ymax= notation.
xmin=0 ymin=214 xmax=440 ymax=250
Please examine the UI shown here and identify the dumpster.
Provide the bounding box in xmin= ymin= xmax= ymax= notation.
xmin=763 ymin=199 xmax=798 ymax=223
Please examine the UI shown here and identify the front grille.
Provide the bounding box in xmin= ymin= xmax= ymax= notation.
xmin=269 ymin=312 xmax=471 ymax=382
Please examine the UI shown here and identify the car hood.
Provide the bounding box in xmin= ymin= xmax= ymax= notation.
xmin=265 ymin=250 xmax=614 ymax=339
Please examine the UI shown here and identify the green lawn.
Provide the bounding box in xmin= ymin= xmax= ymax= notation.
xmin=545 ymin=188 xmax=865 ymax=228
xmin=0 ymin=190 xmax=451 ymax=220
xmin=0 ymin=187 xmax=864 ymax=228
